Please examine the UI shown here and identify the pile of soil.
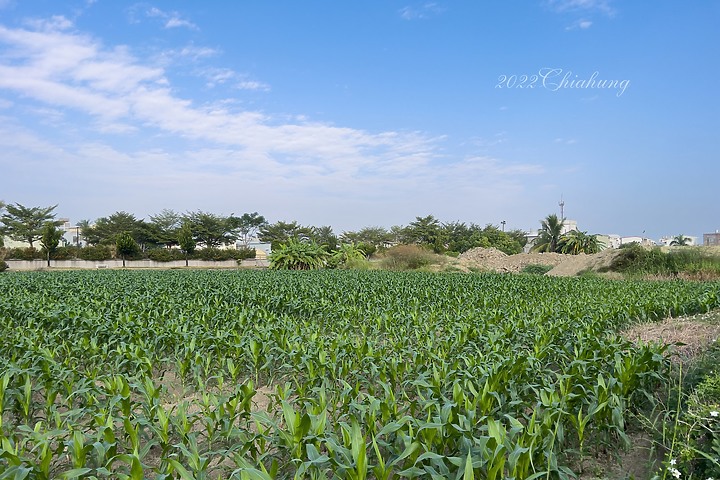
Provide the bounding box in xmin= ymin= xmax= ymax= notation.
xmin=456 ymin=247 xmax=623 ymax=276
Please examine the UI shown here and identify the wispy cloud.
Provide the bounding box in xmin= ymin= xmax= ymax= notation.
xmin=399 ymin=3 xmax=445 ymax=20
xmin=134 ymin=5 xmax=199 ymax=30
xmin=566 ymin=19 xmax=593 ymax=30
xmin=198 ymin=67 xmax=270 ymax=91
xmin=546 ymin=0 xmax=614 ymax=16
xmin=0 ymin=17 xmax=545 ymax=226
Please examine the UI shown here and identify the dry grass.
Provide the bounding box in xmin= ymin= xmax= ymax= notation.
xmin=622 ymin=310 xmax=720 ymax=362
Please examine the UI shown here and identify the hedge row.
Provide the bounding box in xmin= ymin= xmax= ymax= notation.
xmin=1 ymin=246 xmax=256 ymax=262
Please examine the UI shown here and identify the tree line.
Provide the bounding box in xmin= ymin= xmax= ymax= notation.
xmin=0 ymin=201 xmax=529 ymax=253
xmin=1 ymin=200 xmax=603 ymax=270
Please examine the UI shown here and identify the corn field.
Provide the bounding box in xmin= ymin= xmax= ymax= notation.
xmin=1 ymin=270 xmax=719 ymax=479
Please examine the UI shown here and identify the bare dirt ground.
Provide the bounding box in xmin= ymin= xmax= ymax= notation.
xmin=454 ymin=247 xmax=623 ymax=276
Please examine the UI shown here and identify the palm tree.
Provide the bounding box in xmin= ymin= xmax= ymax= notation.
xmin=670 ymin=234 xmax=690 ymax=246
xmin=532 ymin=214 xmax=565 ymax=253
xmin=559 ymin=230 xmax=604 ymax=254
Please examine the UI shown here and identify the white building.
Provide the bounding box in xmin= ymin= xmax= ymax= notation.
xmin=658 ymin=235 xmax=698 ymax=247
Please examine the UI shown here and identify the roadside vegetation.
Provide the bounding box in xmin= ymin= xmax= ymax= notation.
xmin=601 ymin=243 xmax=720 ymax=280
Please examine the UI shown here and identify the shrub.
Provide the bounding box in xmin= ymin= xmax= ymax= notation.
xmin=269 ymin=240 xmax=329 ymax=270
xmin=521 ymin=264 xmax=553 ymax=275
xmin=146 ymin=248 xmax=184 ymax=262
xmin=76 ymin=245 xmax=112 ymax=261
xmin=236 ymin=246 xmax=257 ymax=260
xmin=52 ymin=246 xmax=78 ymax=260
xmin=604 ymin=245 xmax=720 ymax=278
xmin=0 ymin=260 xmax=7 ymax=272
xmin=195 ymin=248 xmax=244 ymax=261
xmin=356 ymin=242 xmax=377 ymax=257
xmin=380 ymin=244 xmax=435 ymax=271
xmin=6 ymin=247 xmax=44 ymax=260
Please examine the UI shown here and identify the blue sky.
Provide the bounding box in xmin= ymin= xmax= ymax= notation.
xmin=0 ymin=1 xmax=718 ymax=240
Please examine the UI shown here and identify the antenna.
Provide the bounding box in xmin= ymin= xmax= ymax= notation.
xmin=559 ymin=195 xmax=565 ymax=220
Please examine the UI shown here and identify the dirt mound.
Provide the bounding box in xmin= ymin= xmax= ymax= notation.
xmin=456 ymin=247 xmax=623 ymax=276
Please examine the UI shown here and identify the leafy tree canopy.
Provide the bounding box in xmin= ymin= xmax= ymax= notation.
xmin=532 ymin=214 xmax=565 ymax=253
xmin=0 ymin=203 xmax=60 ymax=248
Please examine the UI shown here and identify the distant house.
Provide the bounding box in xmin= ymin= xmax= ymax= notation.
xmin=704 ymin=232 xmax=720 ymax=247
xmin=618 ymin=236 xmax=656 ymax=247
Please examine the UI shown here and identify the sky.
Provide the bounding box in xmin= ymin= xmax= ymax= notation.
xmin=0 ymin=1 xmax=718 ymax=240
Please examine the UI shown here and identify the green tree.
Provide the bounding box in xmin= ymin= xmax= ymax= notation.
xmin=183 ymin=211 xmax=235 ymax=248
xmin=559 ymin=230 xmax=603 ymax=255
xmin=40 ymin=222 xmax=63 ymax=267
xmin=115 ymin=232 xmax=139 ymax=267
xmin=507 ymin=229 xmax=529 ymax=249
xmin=406 ymin=215 xmax=446 ymax=252
xmin=83 ymin=212 xmax=143 ymax=246
xmin=331 ymin=243 xmax=368 ymax=269
xmin=177 ymin=222 xmax=196 ymax=267
xmin=670 ymin=234 xmax=691 ymax=247
xmin=0 ymin=203 xmax=60 ymax=248
xmin=311 ymin=225 xmax=339 ymax=252
xmin=532 ymin=214 xmax=565 ymax=253
xmin=341 ymin=226 xmax=392 ymax=251
xmin=268 ymin=239 xmax=329 ymax=270
xmin=228 ymin=212 xmax=267 ymax=247
xmin=259 ymin=220 xmax=313 ymax=250
xmin=149 ymin=209 xmax=182 ymax=248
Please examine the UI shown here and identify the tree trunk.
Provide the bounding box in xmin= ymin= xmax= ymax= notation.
xmin=47 ymin=251 xmax=50 ymax=268
xmin=185 ymin=254 xmax=189 ymax=267
xmin=122 ymin=255 xmax=126 ymax=267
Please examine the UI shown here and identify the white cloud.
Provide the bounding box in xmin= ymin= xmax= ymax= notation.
xmin=566 ymin=19 xmax=593 ymax=30
xmin=399 ymin=3 xmax=445 ymax=20
xmin=0 ymin=19 xmax=546 ymax=229
xmin=237 ymin=80 xmax=270 ymax=92
xmin=546 ymin=0 xmax=614 ymax=16
xmin=143 ymin=5 xmax=198 ymax=30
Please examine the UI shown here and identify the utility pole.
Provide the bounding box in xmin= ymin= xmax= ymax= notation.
xmin=501 ymin=220 xmax=506 ymax=232
xmin=559 ymin=195 xmax=565 ymax=221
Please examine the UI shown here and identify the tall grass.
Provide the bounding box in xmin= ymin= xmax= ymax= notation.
xmin=604 ymin=245 xmax=720 ymax=279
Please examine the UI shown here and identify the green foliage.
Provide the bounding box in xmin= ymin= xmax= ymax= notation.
xmin=559 ymin=230 xmax=603 ymax=255
xmin=0 ymin=259 xmax=7 ymax=272
xmin=532 ymin=214 xmax=564 ymax=253
xmin=116 ymin=232 xmax=139 ymax=266
xmin=670 ymin=234 xmax=691 ymax=247
xmin=380 ymin=244 xmax=436 ymax=270
xmin=355 ymin=241 xmax=376 ymax=257
xmin=194 ymin=247 xmax=246 ymax=261
xmin=40 ymin=222 xmax=63 ymax=266
xmin=177 ymin=221 xmax=196 ymax=256
xmin=229 ymin=212 xmax=267 ymax=247
xmin=146 ymin=248 xmax=185 ymax=262
xmin=183 ymin=210 xmax=238 ymax=248
xmin=259 ymin=220 xmax=313 ymax=251
xmin=76 ymin=245 xmax=112 ymax=261
xmin=5 ymin=247 xmax=45 ymax=260
xmin=0 ymin=203 xmax=60 ymax=248
xmin=331 ymin=244 xmax=367 ymax=269
xmin=82 ymin=211 xmax=143 ymax=246
xmin=341 ymin=226 xmax=391 ymax=252
xmin=236 ymin=246 xmax=257 ymax=260
xmin=521 ymin=264 xmax=554 ymax=275
xmin=0 ymin=270 xmax=718 ymax=478
xmin=149 ymin=209 xmax=182 ymax=247
xmin=604 ymin=245 xmax=720 ymax=278
xmin=269 ymin=239 xmax=329 ymax=270
xmin=405 ymin=215 xmax=446 ymax=252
